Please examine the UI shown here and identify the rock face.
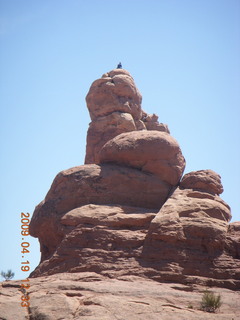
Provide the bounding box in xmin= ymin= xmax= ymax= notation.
xmin=85 ymin=68 xmax=170 ymax=164
xmin=28 ymin=68 xmax=240 ymax=291
xmin=86 ymin=69 xmax=142 ymax=121
xmin=29 ymin=164 xmax=168 ymax=263
xmin=144 ymin=188 xmax=236 ymax=284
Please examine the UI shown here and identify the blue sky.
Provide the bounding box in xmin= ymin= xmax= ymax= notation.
xmin=0 ymin=0 xmax=239 ymax=280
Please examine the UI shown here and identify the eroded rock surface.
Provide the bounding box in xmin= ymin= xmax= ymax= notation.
xmin=85 ymin=68 xmax=170 ymax=163
xmin=29 ymin=164 xmax=169 ymax=263
xmin=1 ymin=273 xmax=240 ymax=320
xmin=143 ymin=187 xmax=240 ymax=288
xmin=86 ymin=69 xmax=142 ymax=121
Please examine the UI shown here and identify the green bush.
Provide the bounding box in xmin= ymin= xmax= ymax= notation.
xmin=1 ymin=269 xmax=15 ymax=281
xmin=201 ymin=290 xmax=222 ymax=313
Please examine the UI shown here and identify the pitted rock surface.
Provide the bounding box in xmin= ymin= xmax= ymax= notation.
xmin=86 ymin=69 xmax=142 ymax=121
xmin=85 ymin=69 xmax=170 ymax=164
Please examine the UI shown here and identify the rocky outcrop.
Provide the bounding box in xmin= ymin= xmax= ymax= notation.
xmin=143 ymin=112 xmax=170 ymax=132
xmin=142 ymin=171 xmax=240 ymax=288
xmin=30 ymin=204 xmax=158 ymax=277
xmin=29 ymin=164 xmax=171 ymax=263
xmin=86 ymin=69 xmax=142 ymax=121
xmin=27 ymin=68 xmax=240 ymax=291
xmin=143 ymin=188 xmax=238 ymax=286
xmin=85 ymin=68 xmax=170 ymax=164
xmin=1 ymin=273 xmax=240 ymax=320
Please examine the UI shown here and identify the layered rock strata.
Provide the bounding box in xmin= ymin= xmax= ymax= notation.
xmin=29 ymin=68 xmax=240 ymax=290
xmin=143 ymin=172 xmax=238 ymax=287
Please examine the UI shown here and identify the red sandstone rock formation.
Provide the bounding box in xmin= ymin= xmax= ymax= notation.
xmin=85 ymin=68 xmax=170 ymax=164
xmin=28 ymin=68 xmax=240 ymax=290
xmin=180 ymin=169 xmax=224 ymax=195
xmin=144 ymin=173 xmax=238 ymax=288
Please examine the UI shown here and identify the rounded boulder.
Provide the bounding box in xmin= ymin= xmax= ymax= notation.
xmin=99 ymin=131 xmax=185 ymax=186
xmin=180 ymin=169 xmax=223 ymax=195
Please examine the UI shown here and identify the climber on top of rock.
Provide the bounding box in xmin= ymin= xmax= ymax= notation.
xmin=117 ymin=62 xmax=122 ymax=69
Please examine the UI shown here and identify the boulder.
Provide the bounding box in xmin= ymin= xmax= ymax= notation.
xmin=180 ymin=169 xmax=223 ymax=195
xmin=99 ymin=130 xmax=186 ymax=186
xmin=86 ymin=69 xmax=142 ymax=121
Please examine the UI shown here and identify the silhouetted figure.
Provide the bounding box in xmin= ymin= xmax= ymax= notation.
xmin=117 ymin=62 xmax=122 ymax=69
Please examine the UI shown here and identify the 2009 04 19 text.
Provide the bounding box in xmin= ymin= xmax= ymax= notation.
xmin=20 ymin=212 xmax=31 ymax=307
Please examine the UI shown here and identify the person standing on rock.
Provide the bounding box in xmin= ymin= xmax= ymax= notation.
xmin=117 ymin=62 xmax=122 ymax=69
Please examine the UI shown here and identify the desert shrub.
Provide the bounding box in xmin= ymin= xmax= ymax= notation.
xmin=200 ymin=290 xmax=222 ymax=313
xmin=1 ymin=270 xmax=15 ymax=281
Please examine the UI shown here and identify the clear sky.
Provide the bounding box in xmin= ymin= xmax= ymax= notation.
xmin=0 ymin=0 xmax=239 ymax=281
